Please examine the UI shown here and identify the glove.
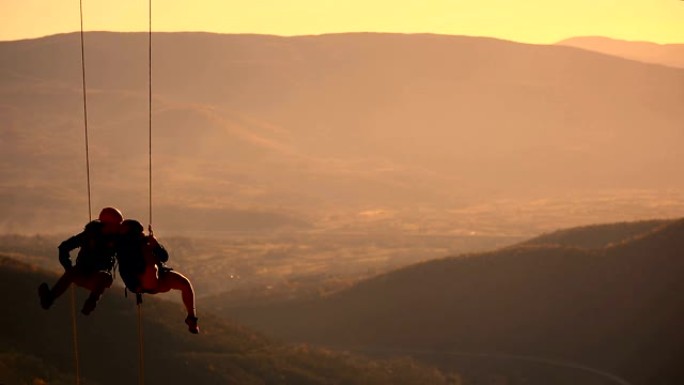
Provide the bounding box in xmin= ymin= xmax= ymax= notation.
xmin=60 ymin=259 xmax=73 ymax=271
xmin=59 ymin=250 xmax=73 ymax=271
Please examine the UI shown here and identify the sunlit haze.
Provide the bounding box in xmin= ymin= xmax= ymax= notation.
xmin=1 ymin=0 xmax=683 ymax=43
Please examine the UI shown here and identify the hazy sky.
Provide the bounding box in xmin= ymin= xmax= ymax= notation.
xmin=1 ymin=0 xmax=683 ymax=43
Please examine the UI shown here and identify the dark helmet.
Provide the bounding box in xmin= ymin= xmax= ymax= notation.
xmin=98 ymin=207 xmax=124 ymax=225
xmin=121 ymin=219 xmax=144 ymax=236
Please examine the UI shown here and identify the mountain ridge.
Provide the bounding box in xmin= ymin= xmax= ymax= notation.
xmin=215 ymin=218 xmax=684 ymax=385
xmin=557 ymin=36 xmax=684 ymax=69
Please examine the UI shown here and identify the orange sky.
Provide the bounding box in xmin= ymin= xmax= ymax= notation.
xmin=1 ymin=0 xmax=683 ymax=43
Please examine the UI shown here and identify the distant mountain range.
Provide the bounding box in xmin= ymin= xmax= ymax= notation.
xmin=0 ymin=256 xmax=451 ymax=385
xmin=558 ymin=36 xmax=684 ymax=69
xmin=217 ymin=218 xmax=684 ymax=385
xmin=1 ymin=33 xmax=683 ymax=234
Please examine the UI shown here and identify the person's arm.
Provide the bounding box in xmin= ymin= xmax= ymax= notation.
xmin=155 ymin=244 xmax=169 ymax=263
xmin=149 ymin=237 xmax=169 ymax=263
xmin=58 ymin=221 xmax=100 ymax=270
xmin=147 ymin=226 xmax=169 ymax=263
xmin=58 ymin=232 xmax=84 ymax=270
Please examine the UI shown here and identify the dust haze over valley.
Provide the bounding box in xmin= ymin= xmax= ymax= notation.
xmin=2 ymin=32 xmax=683 ymax=239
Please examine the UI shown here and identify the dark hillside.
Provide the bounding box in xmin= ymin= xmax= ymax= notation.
xmin=522 ymin=219 xmax=671 ymax=249
xmin=221 ymin=219 xmax=684 ymax=385
xmin=0 ymin=256 xmax=451 ymax=385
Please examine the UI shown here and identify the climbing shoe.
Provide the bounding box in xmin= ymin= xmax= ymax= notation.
xmin=38 ymin=283 xmax=53 ymax=310
xmin=185 ymin=315 xmax=200 ymax=334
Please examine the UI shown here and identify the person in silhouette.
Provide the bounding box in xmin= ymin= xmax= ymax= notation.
xmin=117 ymin=219 xmax=199 ymax=334
xmin=38 ymin=207 xmax=123 ymax=315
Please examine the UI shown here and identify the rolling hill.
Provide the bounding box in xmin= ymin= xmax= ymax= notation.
xmin=521 ymin=219 xmax=671 ymax=249
xmin=215 ymin=219 xmax=684 ymax=385
xmin=1 ymin=32 xmax=684 ymax=235
xmin=558 ymin=36 xmax=684 ymax=69
xmin=0 ymin=256 xmax=452 ymax=385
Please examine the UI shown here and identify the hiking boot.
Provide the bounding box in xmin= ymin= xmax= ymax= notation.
xmin=185 ymin=315 xmax=200 ymax=334
xmin=81 ymin=297 xmax=98 ymax=315
xmin=38 ymin=283 xmax=53 ymax=310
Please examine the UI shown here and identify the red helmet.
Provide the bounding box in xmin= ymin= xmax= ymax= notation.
xmin=98 ymin=207 xmax=124 ymax=225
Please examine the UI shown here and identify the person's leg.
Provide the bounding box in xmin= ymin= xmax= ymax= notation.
xmin=51 ymin=270 xmax=75 ymax=296
xmin=80 ymin=271 xmax=113 ymax=315
xmin=137 ymin=263 xmax=159 ymax=292
xmin=38 ymin=267 xmax=80 ymax=309
xmin=156 ymin=271 xmax=196 ymax=317
xmin=156 ymin=271 xmax=199 ymax=333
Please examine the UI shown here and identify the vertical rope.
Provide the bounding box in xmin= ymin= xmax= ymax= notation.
xmin=69 ymin=286 xmax=81 ymax=385
xmin=137 ymin=294 xmax=145 ymax=385
xmin=80 ymin=0 xmax=92 ymax=221
xmin=137 ymin=4 xmax=152 ymax=385
xmin=71 ymin=2 xmax=89 ymax=385
xmin=148 ymin=0 xmax=153 ymax=228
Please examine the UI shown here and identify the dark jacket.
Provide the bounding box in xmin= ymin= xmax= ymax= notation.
xmin=116 ymin=235 xmax=169 ymax=291
xmin=58 ymin=220 xmax=117 ymax=272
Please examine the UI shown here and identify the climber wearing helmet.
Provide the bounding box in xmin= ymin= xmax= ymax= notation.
xmin=38 ymin=207 xmax=123 ymax=315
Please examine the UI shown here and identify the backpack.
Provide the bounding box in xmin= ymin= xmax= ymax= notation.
xmin=116 ymin=236 xmax=146 ymax=291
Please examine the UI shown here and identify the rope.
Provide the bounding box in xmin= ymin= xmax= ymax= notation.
xmin=137 ymin=4 xmax=152 ymax=385
xmin=136 ymin=294 xmax=145 ymax=385
xmin=148 ymin=0 xmax=153 ymax=228
xmin=76 ymin=2 xmax=152 ymax=385
xmin=79 ymin=0 xmax=92 ymax=222
xmin=77 ymin=2 xmax=153 ymax=384
xmin=70 ymin=2 xmax=90 ymax=384
xmin=69 ymin=286 xmax=81 ymax=385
